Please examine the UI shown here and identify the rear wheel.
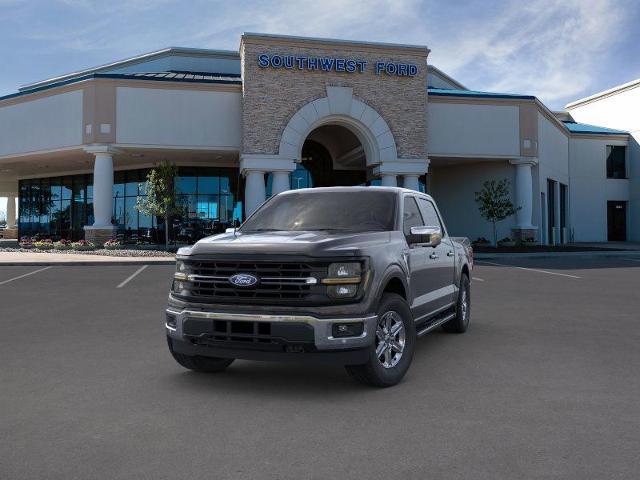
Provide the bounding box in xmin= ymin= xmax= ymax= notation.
xmin=443 ymin=273 xmax=470 ymax=333
xmin=167 ymin=337 xmax=234 ymax=372
xmin=345 ymin=293 xmax=416 ymax=387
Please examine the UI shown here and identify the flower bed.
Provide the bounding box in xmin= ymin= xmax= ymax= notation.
xmin=54 ymin=239 xmax=73 ymax=250
xmin=104 ymin=239 xmax=123 ymax=250
xmin=70 ymin=240 xmax=96 ymax=251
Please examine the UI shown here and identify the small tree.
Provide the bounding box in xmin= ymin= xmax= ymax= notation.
xmin=474 ymin=179 xmax=519 ymax=246
xmin=136 ymin=161 xmax=182 ymax=250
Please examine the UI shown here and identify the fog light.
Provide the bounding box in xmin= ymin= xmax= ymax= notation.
xmin=166 ymin=312 xmax=177 ymax=329
xmin=327 ymin=284 xmax=358 ymax=298
xmin=332 ymin=322 xmax=364 ymax=338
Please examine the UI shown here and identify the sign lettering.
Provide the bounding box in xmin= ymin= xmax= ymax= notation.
xmin=257 ymin=54 xmax=417 ymax=77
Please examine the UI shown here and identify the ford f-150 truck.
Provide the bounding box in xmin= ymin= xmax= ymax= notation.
xmin=166 ymin=187 xmax=473 ymax=387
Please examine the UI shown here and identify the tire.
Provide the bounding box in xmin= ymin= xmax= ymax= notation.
xmin=443 ymin=273 xmax=470 ymax=333
xmin=345 ymin=293 xmax=416 ymax=387
xmin=167 ymin=337 xmax=234 ymax=373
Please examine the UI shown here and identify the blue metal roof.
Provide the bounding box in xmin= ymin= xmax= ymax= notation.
xmin=0 ymin=71 xmax=242 ymax=102
xmin=428 ymin=87 xmax=535 ymax=100
xmin=562 ymin=121 xmax=628 ymax=135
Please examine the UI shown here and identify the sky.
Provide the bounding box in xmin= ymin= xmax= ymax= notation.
xmin=1 ymin=0 xmax=640 ymax=214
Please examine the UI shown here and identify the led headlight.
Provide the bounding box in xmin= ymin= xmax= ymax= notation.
xmin=323 ymin=262 xmax=362 ymax=298
xmin=174 ymin=260 xmax=190 ymax=280
xmin=327 ymin=284 xmax=358 ymax=298
xmin=172 ymin=280 xmax=190 ymax=296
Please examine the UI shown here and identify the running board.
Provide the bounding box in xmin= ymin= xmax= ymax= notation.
xmin=416 ymin=311 xmax=456 ymax=337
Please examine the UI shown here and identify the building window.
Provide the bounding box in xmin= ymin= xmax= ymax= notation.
xmin=18 ymin=166 xmax=241 ymax=244
xmin=606 ymin=145 xmax=626 ymax=179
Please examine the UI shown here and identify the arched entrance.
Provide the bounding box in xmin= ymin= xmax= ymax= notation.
xmin=298 ymin=124 xmax=369 ymax=187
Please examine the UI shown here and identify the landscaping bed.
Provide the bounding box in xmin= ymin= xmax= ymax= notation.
xmin=0 ymin=247 xmax=174 ymax=257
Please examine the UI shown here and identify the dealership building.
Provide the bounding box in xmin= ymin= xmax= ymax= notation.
xmin=0 ymin=33 xmax=637 ymax=245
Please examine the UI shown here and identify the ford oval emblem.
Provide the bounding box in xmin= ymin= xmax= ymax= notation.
xmin=229 ymin=273 xmax=259 ymax=288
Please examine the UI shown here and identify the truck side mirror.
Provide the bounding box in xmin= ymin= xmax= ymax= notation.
xmin=408 ymin=226 xmax=442 ymax=247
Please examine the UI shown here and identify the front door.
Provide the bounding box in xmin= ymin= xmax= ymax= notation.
xmin=607 ymin=201 xmax=627 ymax=241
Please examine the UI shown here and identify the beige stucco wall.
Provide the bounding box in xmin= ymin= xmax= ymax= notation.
xmin=240 ymin=35 xmax=428 ymax=160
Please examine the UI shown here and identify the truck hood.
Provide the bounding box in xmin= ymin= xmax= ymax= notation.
xmin=183 ymin=230 xmax=392 ymax=257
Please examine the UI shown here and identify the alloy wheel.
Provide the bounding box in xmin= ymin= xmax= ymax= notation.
xmin=375 ymin=311 xmax=406 ymax=368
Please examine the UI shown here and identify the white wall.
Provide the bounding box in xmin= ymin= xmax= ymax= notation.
xmin=116 ymin=87 xmax=242 ymax=148
xmin=569 ymin=137 xmax=629 ymax=241
xmin=0 ymin=90 xmax=83 ymax=156
xmin=428 ymin=102 xmax=520 ymax=157
xmin=429 ymin=161 xmax=517 ymax=242
xmin=536 ymin=113 xmax=570 ymax=241
xmin=568 ymin=86 xmax=639 ymax=241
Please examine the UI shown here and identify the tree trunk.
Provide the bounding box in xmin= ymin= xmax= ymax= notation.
xmin=164 ymin=214 xmax=169 ymax=251
xmin=492 ymin=221 xmax=498 ymax=247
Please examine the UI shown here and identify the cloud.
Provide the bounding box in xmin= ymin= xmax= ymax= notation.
xmin=426 ymin=0 xmax=630 ymax=108
xmin=1 ymin=0 xmax=637 ymax=109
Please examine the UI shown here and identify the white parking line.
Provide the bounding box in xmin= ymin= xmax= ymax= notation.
xmin=476 ymin=260 xmax=581 ymax=279
xmin=472 ymin=277 xmax=485 ymax=282
xmin=116 ymin=265 xmax=149 ymax=289
xmin=0 ymin=266 xmax=52 ymax=286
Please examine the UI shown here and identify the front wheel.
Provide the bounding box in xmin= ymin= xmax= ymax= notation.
xmin=443 ymin=274 xmax=470 ymax=333
xmin=345 ymin=293 xmax=416 ymax=387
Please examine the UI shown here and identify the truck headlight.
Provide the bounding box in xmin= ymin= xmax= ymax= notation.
xmin=323 ymin=263 xmax=362 ymax=298
xmin=172 ymin=280 xmax=190 ymax=295
xmin=174 ymin=260 xmax=190 ymax=280
xmin=327 ymin=284 xmax=358 ymax=298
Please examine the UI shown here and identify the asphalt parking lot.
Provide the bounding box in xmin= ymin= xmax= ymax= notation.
xmin=1 ymin=256 xmax=640 ymax=479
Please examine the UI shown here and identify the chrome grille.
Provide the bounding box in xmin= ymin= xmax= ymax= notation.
xmin=184 ymin=261 xmax=328 ymax=302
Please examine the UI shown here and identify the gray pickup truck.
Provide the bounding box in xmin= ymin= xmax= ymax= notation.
xmin=166 ymin=187 xmax=473 ymax=387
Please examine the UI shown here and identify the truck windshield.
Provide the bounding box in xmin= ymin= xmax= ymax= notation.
xmin=240 ymin=190 xmax=397 ymax=233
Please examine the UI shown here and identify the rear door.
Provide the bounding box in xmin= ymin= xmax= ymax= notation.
xmin=416 ymin=197 xmax=456 ymax=313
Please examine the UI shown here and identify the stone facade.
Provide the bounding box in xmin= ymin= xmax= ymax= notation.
xmin=240 ymin=34 xmax=429 ymax=161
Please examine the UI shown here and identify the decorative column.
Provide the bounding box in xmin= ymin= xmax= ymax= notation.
xmin=402 ymin=175 xmax=421 ymax=191
xmin=6 ymin=195 xmax=16 ymax=229
xmin=2 ymin=194 xmax=18 ymax=239
xmin=244 ymin=170 xmax=266 ymax=216
xmin=509 ymin=157 xmax=538 ymax=242
xmin=240 ymin=154 xmax=296 ymax=218
xmin=374 ymin=159 xmax=429 ymax=191
xmin=83 ymin=145 xmax=117 ymax=245
xmin=271 ymin=171 xmax=290 ymax=196
xmin=380 ymin=174 xmax=397 ymax=187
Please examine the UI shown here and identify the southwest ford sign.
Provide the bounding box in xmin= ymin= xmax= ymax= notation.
xmin=257 ymin=54 xmax=418 ymax=77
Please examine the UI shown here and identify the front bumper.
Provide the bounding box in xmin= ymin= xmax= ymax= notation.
xmin=165 ymin=308 xmax=377 ymax=365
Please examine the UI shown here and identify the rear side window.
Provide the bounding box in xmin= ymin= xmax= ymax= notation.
xmin=417 ymin=198 xmax=443 ymax=230
xmin=403 ymin=197 xmax=424 ymax=236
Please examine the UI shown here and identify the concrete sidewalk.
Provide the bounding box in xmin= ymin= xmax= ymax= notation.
xmin=0 ymin=251 xmax=175 ymax=266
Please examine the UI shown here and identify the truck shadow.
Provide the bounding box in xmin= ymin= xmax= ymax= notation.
xmin=163 ymin=330 xmax=462 ymax=397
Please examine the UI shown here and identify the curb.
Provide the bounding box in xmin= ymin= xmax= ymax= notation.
xmin=475 ymin=251 xmax=640 ymax=260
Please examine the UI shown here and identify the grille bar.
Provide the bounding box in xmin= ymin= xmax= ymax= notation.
xmin=182 ymin=260 xmax=329 ymax=303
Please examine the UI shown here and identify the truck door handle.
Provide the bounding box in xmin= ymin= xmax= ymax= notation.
xmin=429 ymin=252 xmax=439 ymax=259
xmin=447 ymin=251 xmax=454 ymax=257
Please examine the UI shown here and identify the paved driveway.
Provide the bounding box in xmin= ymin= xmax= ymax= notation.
xmin=1 ymin=257 xmax=639 ymax=479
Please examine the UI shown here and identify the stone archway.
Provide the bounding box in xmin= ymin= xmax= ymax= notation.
xmin=278 ymin=86 xmax=398 ymax=167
